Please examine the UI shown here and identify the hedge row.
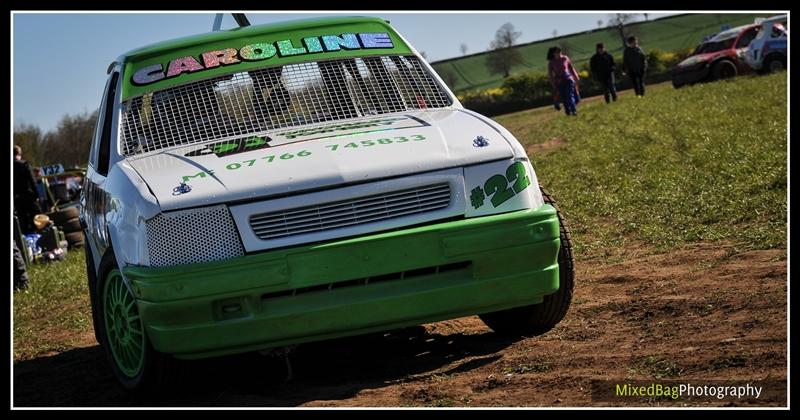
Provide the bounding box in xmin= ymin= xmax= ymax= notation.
xmin=457 ymin=47 xmax=695 ymax=116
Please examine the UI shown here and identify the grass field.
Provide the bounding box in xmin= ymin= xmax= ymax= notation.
xmin=496 ymin=73 xmax=787 ymax=258
xmin=13 ymin=74 xmax=788 ymax=385
xmin=432 ymin=13 xmax=765 ymax=92
xmin=14 ymin=248 xmax=92 ymax=360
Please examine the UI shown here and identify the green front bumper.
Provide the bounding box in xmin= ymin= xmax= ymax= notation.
xmin=123 ymin=206 xmax=561 ymax=359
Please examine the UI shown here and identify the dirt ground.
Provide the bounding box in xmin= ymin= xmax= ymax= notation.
xmin=13 ymin=242 xmax=787 ymax=407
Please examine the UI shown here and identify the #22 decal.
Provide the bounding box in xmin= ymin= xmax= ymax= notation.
xmin=470 ymin=162 xmax=531 ymax=209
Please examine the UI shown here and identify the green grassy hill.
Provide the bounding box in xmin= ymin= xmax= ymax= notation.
xmin=432 ymin=13 xmax=765 ymax=92
xmin=495 ymin=73 xmax=787 ymax=256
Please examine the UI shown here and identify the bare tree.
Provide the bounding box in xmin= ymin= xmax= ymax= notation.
xmin=607 ymin=13 xmax=638 ymax=26
xmin=552 ymin=29 xmax=558 ymax=38
xmin=460 ymin=43 xmax=468 ymax=56
xmin=597 ymin=19 xmax=604 ymax=29
xmin=491 ymin=23 xmax=522 ymax=49
xmin=608 ymin=13 xmax=639 ymax=48
xmin=13 ymin=123 xmax=45 ymax=167
xmin=644 ymin=13 xmax=649 ymax=21
xmin=419 ymin=51 xmax=428 ymax=60
xmin=39 ymin=110 xmax=98 ymax=168
xmin=485 ymin=23 xmax=524 ymax=78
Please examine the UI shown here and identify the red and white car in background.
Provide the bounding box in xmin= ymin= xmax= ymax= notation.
xmin=745 ymin=15 xmax=788 ymax=73
xmin=672 ymin=23 xmax=761 ymax=88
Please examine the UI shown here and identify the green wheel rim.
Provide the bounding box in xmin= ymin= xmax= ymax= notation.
xmin=103 ymin=269 xmax=145 ymax=378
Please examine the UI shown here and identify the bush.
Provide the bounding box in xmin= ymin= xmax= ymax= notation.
xmin=458 ymin=87 xmax=509 ymax=107
xmin=458 ymin=87 xmax=515 ymax=115
xmin=672 ymin=47 xmax=697 ymax=63
xmin=501 ymin=71 xmax=551 ymax=103
xmin=646 ymin=48 xmax=684 ymax=74
xmin=459 ymin=46 xmax=698 ymax=116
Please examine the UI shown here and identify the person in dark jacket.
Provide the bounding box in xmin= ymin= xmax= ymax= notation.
xmin=590 ymin=43 xmax=618 ymax=103
xmin=13 ymin=145 xmax=43 ymax=233
xmin=623 ymin=36 xmax=647 ymax=97
xmin=546 ymin=47 xmax=562 ymax=111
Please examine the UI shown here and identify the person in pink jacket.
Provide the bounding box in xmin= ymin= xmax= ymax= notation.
xmin=548 ymin=47 xmax=580 ymax=116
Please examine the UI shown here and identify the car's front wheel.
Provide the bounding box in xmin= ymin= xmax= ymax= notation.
xmin=479 ymin=186 xmax=575 ymax=337
xmin=97 ymin=255 xmax=176 ymax=392
xmin=711 ymin=60 xmax=738 ymax=80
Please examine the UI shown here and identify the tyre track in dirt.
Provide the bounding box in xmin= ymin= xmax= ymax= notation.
xmin=13 ymin=242 xmax=786 ymax=407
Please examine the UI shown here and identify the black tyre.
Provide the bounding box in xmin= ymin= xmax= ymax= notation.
xmin=479 ymin=186 xmax=575 ymax=337
xmin=62 ymin=217 xmax=82 ymax=233
xmin=711 ymin=60 xmax=737 ymax=80
xmin=96 ymin=253 xmax=178 ymax=392
xmin=763 ymin=54 xmax=786 ymax=74
xmin=671 ymin=79 xmax=684 ymax=89
xmin=85 ymin=246 xmax=104 ymax=345
xmin=46 ymin=207 xmax=79 ymax=225
xmin=66 ymin=231 xmax=85 ymax=245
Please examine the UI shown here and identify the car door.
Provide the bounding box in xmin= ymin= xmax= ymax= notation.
xmin=734 ymin=27 xmax=760 ymax=70
xmin=768 ymin=23 xmax=788 ymax=54
xmin=83 ymin=68 xmax=120 ymax=264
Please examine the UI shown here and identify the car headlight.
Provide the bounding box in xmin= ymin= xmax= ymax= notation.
xmin=145 ymin=204 xmax=245 ymax=267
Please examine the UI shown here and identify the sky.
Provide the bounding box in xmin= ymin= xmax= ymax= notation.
xmin=12 ymin=12 xmax=678 ymax=132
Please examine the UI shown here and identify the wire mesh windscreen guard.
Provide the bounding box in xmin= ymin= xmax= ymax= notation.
xmin=120 ymin=55 xmax=452 ymax=156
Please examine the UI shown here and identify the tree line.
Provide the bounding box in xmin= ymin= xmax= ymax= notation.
xmin=13 ymin=110 xmax=98 ymax=169
xmin=437 ymin=13 xmax=648 ymax=85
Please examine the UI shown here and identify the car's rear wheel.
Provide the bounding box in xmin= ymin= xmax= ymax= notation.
xmin=85 ymin=246 xmax=104 ymax=346
xmin=764 ymin=54 xmax=786 ymax=73
xmin=712 ymin=60 xmax=737 ymax=80
xmin=45 ymin=207 xmax=79 ymax=225
xmin=479 ymin=186 xmax=575 ymax=337
xmin=97 ymin=255 xmax=177 ymax=392
xmin=62 ymin=217 xmax=82 ymax=233
xmin=66 ymin=231 xmax=85 ymax=248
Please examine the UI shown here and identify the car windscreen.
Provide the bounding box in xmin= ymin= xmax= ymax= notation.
xmin=119 ymin=55 xmax=452 ymax=156
xmin=771 ymin=23 xmax=787 ymax=37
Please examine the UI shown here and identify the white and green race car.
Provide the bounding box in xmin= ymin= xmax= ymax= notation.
xmin=81 ymin=15 xmax=574 ymax=391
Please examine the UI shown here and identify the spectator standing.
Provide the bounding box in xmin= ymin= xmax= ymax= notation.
xmin=546 ymin=47 xmax=562 ymax=111
xmin=590 ymin=42 xmax=618 ymax=103
xmin=13 ymin=240 xmax=30 ymax=291
xmin=548 ymin=46 xmax=580 ymax=116
xmin=623 ymin=36 xmax=647 ymax=97
xmin=13 ymin=145 xmax=43 ymax=233
xmin=33 ymin=167 xmax=47 ymax=210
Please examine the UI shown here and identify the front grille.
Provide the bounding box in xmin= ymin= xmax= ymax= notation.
xmin=249 ymin=183 xmax=451 ymax=240
xmin=262 ymin=261 xmax=472 ymax=301
xmin=120 ymin=55 xmax=452 ymax=156
xmin=146 ymin=205 xmax=245 ymax=267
